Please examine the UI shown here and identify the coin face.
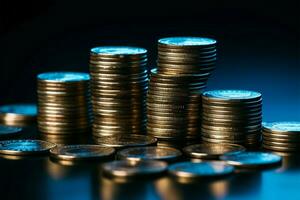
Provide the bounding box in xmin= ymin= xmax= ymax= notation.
xmin=183 ymin=143 xmax=246 ymax=159
xmin=117 ymin=146 xmax=182 ymax=162
xmin=158 ymin=37 xmax=216 ymax=46
xmin=38 ymin=72 xmax=90 ymax=82
xmin=91 ymin=46 xmax=147 ymax=55
xmin=50 ymin=145 xmax=115 ymax=160
xmin=203 ymin=90 xmax=261 ymax=101
xmin=0 ymin=126 xmax=22 ymax=138
xmin=220 ymin=152 xmax=282 ymax=168
xmin=263 ymin=121 xmax=300 ymax=133
xmin=102 ymin=160 xmax=168 ymax=177
xmin=0 ymin=140 xmax=56 ymax=155
xmin=168 ymin=161 xmax=234 ymax=179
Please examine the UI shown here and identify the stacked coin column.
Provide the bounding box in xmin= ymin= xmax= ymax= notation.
xmin=89 ymin=47 xmax=148 ymax=139
xmin=201 ymin=90 xmax=262 ymax=148
xmin=37 ymin=72 xmax=92 ymax=144
xmin=147 ymin=37 xmax=217 ymax=146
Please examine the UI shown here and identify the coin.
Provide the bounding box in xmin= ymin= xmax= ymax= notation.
xmin=183 ymin=143 xmax=246 ymax=159
xmin=220 ymin=152 xmax=282 ymax=168
xmin=0 ymin=126 xmax=22 ymax=139
xmin=158 ymin=37 xmax=217 ymax=48
xmin=168 ymin=161 xmax=234 ymax=179
xmin=117 ymin=146 xmax=182 ymax=162
xmin=263 ymin=121 xmax=300 ymax=134
xmin=0 ymin=140 xmax=56 ymax=155
xmin=102 ymin=160 xmax=168 ymax=178
xmin=202 ymin=90 xmax=262 ymax=103
xmin=93 ymin=134 xmax=157 ymax=148
xmin=50 ymin=145 xmax=115 ymax=161
xmin=0 ymin=104 xmax=37 ymax=126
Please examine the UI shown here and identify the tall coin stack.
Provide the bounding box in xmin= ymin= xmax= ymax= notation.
xmin=262 ymin=121 xmax=300 ymax=152
xmin=89 ymin=47 xmax=148 ymax=139
xmin=147 ymin=37 xmax=217 ymax=147
xmin=201 ymin=90 xmax=262 ymax=148
xmin=37 ymin=72 xmax=92 ymax=144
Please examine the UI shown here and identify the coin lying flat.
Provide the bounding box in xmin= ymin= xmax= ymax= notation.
xmin=0 ymin=140 xmax=56 ymax=155
xmin=158 ymin=37 xmax=216 ymax=47
xmin=202 ymin=90 xmax=261 ymax=103
xmin=168 ymin=161 xmax=234 ymax=179
xmin=102 ymin=160 xmax=168 ymax=178
xmin=263 ymin=121 xmax=300 ymax=134
xmin=117 ymin=146 xmax=182 ymax=162
xmin=183 ymin=143 xmax=246 ymax=159
xmin=220 ymin=152 xmax=282 ymax=168
xmin=50 ymin=145 xmax=115 ymax=161
xmin=0 ymin=126 xmax=22 ymax=139
xmin=93 ymin=134 xmax=157 ymax=148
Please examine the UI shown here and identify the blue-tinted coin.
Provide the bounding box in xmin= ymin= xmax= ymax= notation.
xmin=159 ymin=37 xmax=216 ymax=46
xmin=203 ymin=90 xmax=261 ymax=100
xmin=91 ymin=46 xmax=147 ymax=55
xmin=38 ymin=72 xmax=90 ymax=82
xmin=168 ymin=161 xmax=234 ymax=178
xmin=263 ymin=121 xmax=300 ymax=133
xmin=0 ymin=104 xmax=37 ymax=117
xmin=0 ymin=126 xmax=22 ymax=138
xmin=0 ymin=140 xmax=56 ymax=155
xmin=220 ymin=152 xmax=282 ymax=168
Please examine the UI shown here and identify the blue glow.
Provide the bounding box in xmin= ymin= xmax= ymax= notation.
xmin=159 ymin=37 xmax=216 ymax=46
xmin=38 ymin=72 xmax=90 ymax=82
xmin=91 ymin=46 xmax=147 ymax=55
xmin=263 ymin=121 xmax=300 ymax=132
xmin=0 ymin=104 xmax=37 ymax=116
xmin=203 ymin=90 xmax=261 ymax=99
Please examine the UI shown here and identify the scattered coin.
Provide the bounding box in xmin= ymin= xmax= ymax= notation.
xmin=50 ymin=145 xmax=115 ymax=161
xmin=0 ymin=140 xmax=56 ymax=155
xmin=168 ymin=161 xmax=234 ymax=179
xmin=220 ymin=152 xmax=282 ymax=168
xmin=183 ymin=143 xmax=246 ymax=159
xmin=117 ymin=146 xmax=182 ymax=162
xmin=0 ymin=126 xmax=22 ymax=139
xmin=102 ymin=160 xmax=168 ymax=178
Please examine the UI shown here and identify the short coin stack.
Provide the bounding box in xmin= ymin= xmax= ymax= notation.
xmin=262 ymin=121 xmax=300 ymax=152
xmin=201 ymin=90 xmax=262 ymax=148
xmin=89 ymin=47 xmax=148 ymax=138
xmin=147 ymin=37 xmax=217 ymax=147
xmin=37 ymin=72 xmax=92 ymax=144
xmin=157 ymin=37 xmax=217 ymax=75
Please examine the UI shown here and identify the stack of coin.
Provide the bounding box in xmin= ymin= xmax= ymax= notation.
xmin=157 ymin=36 xmax=217 ymax=75
xmin=37 ymin=72 xmax=92 ymax=144
xmin=262 ymin=121 xmax=300 ymax=152
xmin=0 ymin=104 xmax=37 ymax=126
xmin=201 ymin=90 xmax=262 ymax=148
xmin=147 ymin=69 xmax=205 ymax=144
xmin=89 ymin=46 xmax=148 ymax=139
xmin=147 ymin=36 xmax=217 ymax=147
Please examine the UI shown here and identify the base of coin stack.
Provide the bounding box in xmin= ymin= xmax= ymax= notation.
xmin=89 ymin=47 xmax=148 ymax=140
xmin=37 ymin=72 xmax=92 ymax=144
xmin=201 ymin=90 xmax=263 ymax=148
xmin=262 ymin=121 xmax=300 ymax=152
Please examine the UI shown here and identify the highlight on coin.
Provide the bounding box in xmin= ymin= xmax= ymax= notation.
xmin=0 ymin=140 xmax=56 ymax=156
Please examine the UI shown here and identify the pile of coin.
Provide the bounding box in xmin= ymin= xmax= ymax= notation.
xmin=201 ymin=90 xmax=262 ymax=148
xmin=0 ymin=104 xmax=37 ymax=126
xmin=157 ymin=37 xmax=217 ymax=75
xmin=147 ymin=37 xmax=217 ymax=147
xmin=37 ymin=72 xmax=92 ymax=144
xmin=262 ymin=121 xmax=300 ymax=152
xmin=147 ymin=69 xmax=205 ymax=144
xmin=89 ymin=46 xmax=148 ymax=139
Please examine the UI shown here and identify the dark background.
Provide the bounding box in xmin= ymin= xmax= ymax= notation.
xmin=0 ymin=1 xmax=300 ymax=200
xmin=0 ymin=0 xmax=299 ymax=119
